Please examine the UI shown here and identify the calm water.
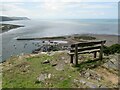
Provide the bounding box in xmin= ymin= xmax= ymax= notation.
xmin=0 ymin=19 xmax=118 ymax=62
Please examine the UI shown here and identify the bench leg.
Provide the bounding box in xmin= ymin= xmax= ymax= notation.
xmin=70 ymin=55 xmax=74 ymax=63
xmin=75 ymin=44 xmax=78 ymax=66
xmin=99 ymin=52 xmax=103 ymax=60
xmin=99 ymin=42 xmax=104 ymax=60
xmin=94 ymin=52 xmax=97 ymax=58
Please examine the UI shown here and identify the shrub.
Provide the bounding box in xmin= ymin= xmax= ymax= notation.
xmin=103 ymin=45 xmax=110 ymax=56
xmin=103 ymin=44 xmax=120 ymax=55
xmin=74 ymin=35 xmax=96 ymax=40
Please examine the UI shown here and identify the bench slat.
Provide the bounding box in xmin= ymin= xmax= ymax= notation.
xmin=70 ymin=46 xmax=101 ymax=52
xmin=69 ymin=49 xmax=100 ymax=55
xmin=71 ymin=40 xmax=106 ymax=48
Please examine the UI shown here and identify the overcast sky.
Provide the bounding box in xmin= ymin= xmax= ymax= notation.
xmin=1 ymin=0 xmax=119 ymax=19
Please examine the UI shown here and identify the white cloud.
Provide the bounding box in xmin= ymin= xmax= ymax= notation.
xmin=1 ymin=1 xmax=117 ymax=19
xmin=1 ymin=0 xmax=120 ymax=2
xmin=78 ymin=4 xmax=113 ymax=9
xmin=2 ymin=3 xmax=32 ymax=17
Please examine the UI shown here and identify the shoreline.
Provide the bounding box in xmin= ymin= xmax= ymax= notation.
xmin=0 ymin=24 xmax=24 ymax=33
xmin=17 ymin=33 xmax=119 ymax=46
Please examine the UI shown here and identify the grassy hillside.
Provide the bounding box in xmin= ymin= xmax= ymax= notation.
xmin=2 ymin=51 xmax=118 ymax=88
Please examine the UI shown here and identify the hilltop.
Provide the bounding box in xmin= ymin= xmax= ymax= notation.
xmin=2 ymin=51 xmax=119 ymax=88
xmin=2 ymin=34 xmax=119 ymax=88
xmin=0 ymin=16 xmax=30 ymax=21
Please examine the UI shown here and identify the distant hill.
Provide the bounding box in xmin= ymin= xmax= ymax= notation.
xmin=0 ymin=16 xmax=30 ymax=21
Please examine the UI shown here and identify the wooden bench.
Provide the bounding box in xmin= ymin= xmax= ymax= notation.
xmin=69 ymin=40 xmax=106 ymax=65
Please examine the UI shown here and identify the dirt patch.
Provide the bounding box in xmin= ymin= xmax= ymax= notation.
xmin=95 ymin=67 xmax=118 ymax=84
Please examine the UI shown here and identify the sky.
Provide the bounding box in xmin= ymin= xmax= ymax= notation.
xmin=1 ymin=0 xmax=119 ymax=19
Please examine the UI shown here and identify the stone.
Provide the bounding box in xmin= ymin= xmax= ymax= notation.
xmin=103 ymin=60 xmax=118 ymax=71
xmin=37 ymin=74 xmax=47 ymax=81
xmin=50 ymin=61 xmax=58 ymax=67
xmin=42 ymin=60 xmax=50 ymax=64
xmin=84 ymin=72 xmax=90 ymax=78
xmin=85 ymin=82 xmax=99 ymax=88
xmin=48 ymin=74 xmax=52 ymax=79
xmin=79 ymin=79 xmax=86 ymax=85
xmin=55 ymin=63 xmax=64 ymax=71
xmin=74 ymin=79 xmax=79 ymax=83
xmin=61 ymin=57 xmax=65 ymax=60
xmin=52 ymin=63 xmax=57 ymax=67
xmin=80 ymin=70 xmax=102 ymax=81
xmin=99 ymin=84 xmax=107 ymax=88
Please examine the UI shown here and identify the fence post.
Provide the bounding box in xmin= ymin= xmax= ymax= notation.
xmin=75 ymin=44 xmax=78 ymax=65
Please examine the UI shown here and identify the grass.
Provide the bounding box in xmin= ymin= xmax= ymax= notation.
xmin=0 ymin=24 xmax=24 ymax=32
xmin=74 ymin=35 xmax=96 ymax=41
xmin=2 ymin=53 xmax=80 ymax=88
xmin=2 ymin=52 xmax=117 ymax=88
xmin=75 ymin=58 xmax=108 ymax=71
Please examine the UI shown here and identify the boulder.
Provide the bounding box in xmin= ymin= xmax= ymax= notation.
xmin=42 ymin=60 xmax=50 ymax=64
xmin=37 ymin=73 xmax=52 ymax=82
xmin=79 ymin=79 xmax=86 ymax=85
xmin=80 ymin=70 xmax=102 ymax=81
xmin=50 ymin=61 xmax=58 ymax=67
xmin=55 ymin=63 xmax=65 ymax=71
xmin=37 ymin=74 xmax=47 ymax=82
xmin=85 ymin=82 xmax=99 ymax=88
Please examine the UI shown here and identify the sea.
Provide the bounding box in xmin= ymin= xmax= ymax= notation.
xmin=0 ymin=19 xmax=118 ymax=62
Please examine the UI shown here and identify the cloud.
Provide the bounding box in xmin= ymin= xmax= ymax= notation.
xmin=1 ymin=0 xmax=120 ymax=2
xmin=1 ymin=1 xmax=117 ymax=19
xmin=1 ymin=3 xmax=32 ymax=17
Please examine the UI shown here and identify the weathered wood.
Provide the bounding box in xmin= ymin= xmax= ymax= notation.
xmin=69 ymin=49 xmax=100 ymax=55
xmin=71 ymin=40 xmax=106 ymax=48
xmin=99 ymin=41 xmax=104 ymax=60
xmin=70 ymin=46 xmax=101 ymax=52
xmin=70 ymin=54 xmax=74 ymax=63
xmin=75 ymin=44 xmax=78 ymax=65
xmin=94 ymin=51 xmax=97 ymax=58
xmin=69 ymin=40 xmax=106 ymax=65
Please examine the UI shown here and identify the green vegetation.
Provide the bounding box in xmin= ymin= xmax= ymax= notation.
xmin=0 ymin=24 xmax=24 ymax=33
xmin=0 ymin=16 xmax=30 ymax=21
xmin=74 ymin=35 xmax=96 ymax=41
xmin=103 ymin=44 xmax=120 ymax=55
xmin=2 ymin=53 xmax=80 ymax=88
xmin=2 ymin=51 xmax=117 ymax=88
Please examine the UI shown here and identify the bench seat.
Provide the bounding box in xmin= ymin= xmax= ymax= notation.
xmin=68 ymin=49 xmax=100 ymax=55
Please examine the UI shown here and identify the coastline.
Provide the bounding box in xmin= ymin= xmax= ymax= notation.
xmin=0 ymin=24 xmax=24 ymax=33
xmin=17 ymin=33 xmax=119 ymax=46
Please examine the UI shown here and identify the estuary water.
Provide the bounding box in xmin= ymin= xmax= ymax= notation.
xmin=0 ymin=19 xmax=118 ymax=62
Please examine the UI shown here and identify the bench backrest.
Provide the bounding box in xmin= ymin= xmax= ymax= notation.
xmin=70 ymin=40 xmax=106 ymax=53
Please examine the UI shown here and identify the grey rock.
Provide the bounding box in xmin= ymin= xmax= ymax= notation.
xmin=55 ymin=63 xmax=64 ymax=71
xmin=37 ymin=73 xmax=52 ymax=82
xmin=52 ymin=63 xmax=57 ymax=66
xmin=80 ymin=70 xmax=102 ymax=81
xmin=79 ymin=79 xmax=100 ymax=88
xmin=103 ymin=60 xmax=118 ymax=71
xmin=79 ymin=79 xmax=86 ymax=85
xmin=42 ymin=60 xmax=50 ymax=64
xmin=61 ymin=57 xmax=65 ymax=60
xmin=85 ymin=82 xmax=99 ymax=88
xmin=37 ymin=74 xmax=47 ymax=81
xmin=99 ymin=85 xmax=107 ymax=88
xmin=48 ymin=73 xmax=52 ymax=79
xmin=50 ymin=61 xmax=58 ymax=66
